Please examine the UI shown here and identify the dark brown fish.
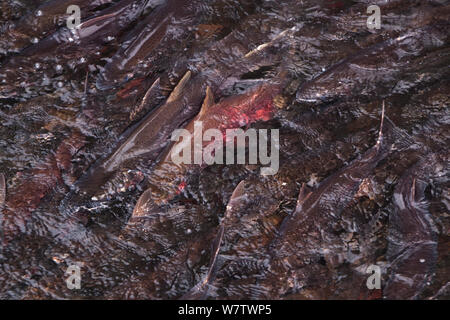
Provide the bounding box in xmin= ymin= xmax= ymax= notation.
xmin=255 ymin=105 xmax=399 ymax=298
xmin=296 ymin=22 xmax=449 ymax=103
xmin=2 ymin=0 xmax=147 ymax=64
xmin=0 ymin=0 xmax=150 ymax=98
xmin=131 ymin=80 xmax=282 ymax=219
xmin=60 ymin=71 xmax=207 ymax=213
xmin=276 ymin=104 xmax=388 ymax=241
xmin=181 ymin=180 xmax=247 ymax=299
xmin=0 ymin=0 xmax=115 ymax=54
xmin=384 ymin=152 xmax=447 ymax=299
xmin=97 ymin=0 xmax=193 ymax=89
xmin=1 ymin=131 xmax=85 ymax=244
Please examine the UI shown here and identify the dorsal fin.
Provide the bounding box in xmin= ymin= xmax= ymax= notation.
xmin=295 ymin=183 xmax=312 ymax=213
xmin=167 ymin=71 xmax=191 ymax=103
xmin=224 ymin=180 xmax=246 ymax=219
xmin=198 ymin=86 xmax=214 ymax=118
xmin=411 ymin=177 xmax=417 ymax=202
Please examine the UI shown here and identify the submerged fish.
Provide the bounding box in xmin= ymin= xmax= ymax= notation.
xmin=2 ymin=131 xmax=85 ymax=244
xmin=182 ymin=180 xmax=247 ymax=299
xmin=384 ymin=152 xmax=447 ymax=299
xmin=60 ymin=70 xmax=207 ymax=213
xmin=296 ymin=23 xmax=448 ymax=103
xmin=1 ymin=0 xmax=148 ymax=82
xmin=0 ymin=0 xmax=115 ymax=54
xmin=255 ymin=105 xmax=402 ymax=298
xmin=97 ymin=0 xmax=195 ymax=89
xmin=131 ymin=80 xmax=283 ymax=219
xmin=275 ymin=104 xmax=388 ymax=243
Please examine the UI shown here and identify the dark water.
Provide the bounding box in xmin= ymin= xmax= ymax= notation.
xmin=0 ymin=0 xmax=448 ymax=299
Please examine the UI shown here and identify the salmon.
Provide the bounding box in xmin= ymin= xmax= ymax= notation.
xmin=131 ymin=80 xmax=282 ymax=219
xmin=384 ymin=152 xmax=446 ymax=299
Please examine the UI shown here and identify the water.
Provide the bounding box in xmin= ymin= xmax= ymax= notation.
xmin=0 ymin=0 xmax=448 ymax=299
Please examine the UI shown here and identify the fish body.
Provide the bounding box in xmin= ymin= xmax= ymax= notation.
xmin=131 ymin=81 xmax=282 ymax=218
xmin=97 ymin=0 xmax=194 ymax=89
xmin=296 ymin=25 xmax=448 ymax=103
xmin=60 ymin=71 xmax=207 ymax=213
xmin=261 ymin=107 xmax=395 ymax=297
xmin=384 ymin=153 xmax=446 ymax=299
xmin=182 ymin=180 xmax=247 ymax=299
xmin=0 ymin=0 xmax=148 ymax=97
xmin=4 ymin=0 xmax=146 ymax=61
xmin=0 ymin=0 xmax=115 ymax=54
xmin=1 ymin=131 xmax=85 ymax=244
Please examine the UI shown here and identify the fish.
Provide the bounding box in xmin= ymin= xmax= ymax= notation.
xmin=2 ymin=0 xmax=148 ymax=65
xmin=62 ymin=35 xmax=284 ymax=215
xmin=131 ymin=80 xmax=283 ymax=219
xmin=129 ymin=77 xmax=161 ymax=121
xmin=181 ymin=180 xmax=246 ymax=299
xmin=384 ymin=152 xmax=446 ymax=299
xmin=60 ymin=70 xmax=207 ymax=213
xmin=275 ymin=103 xmax=388 ymax=240
xmin=296 ymin=23 xmax=448 ymax=103
xmin=0 ymin=0 xmax=115 ymax=55
xmin=96 ymin=0 xmax=193 ymax=89
xmin=96 ymin=0 xmax=268 ymax=90
xmin=1 ymin=131 xmax=85 ymax=244
xmin=0 ymin=0 xmax=150 ymax=98
xmin=258 ymin=104 xmax=400 ymax=298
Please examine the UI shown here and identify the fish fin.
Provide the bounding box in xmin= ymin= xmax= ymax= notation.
xmin=295 ymin=183 xmax=312 ymax=213
xmin=224 ymin=180 xmax=246 ymax=219
xmin=244 ymin=27 xmax=297 ymax=58
xmin=377 ymin=101 xmax=415 ymax=152
xmin=167 ymin=71 xmax=191 ymax=103
xmin=376 ymin=100 xmax=385 ymax=149
xmin=146 ymin=77 xmax=161 ymax=99
xmin=130 ymin=77 xmax=161 ymax=121
xmin=132 ymin=188 xmax=154 ymax=218
xmin=198 ymin=86 xmax=214 ymax=118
